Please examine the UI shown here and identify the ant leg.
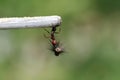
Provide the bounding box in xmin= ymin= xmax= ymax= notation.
xmin=44 ymin=28 xmax=50 ymax=34
xmin=43 ymin=28 xmax=51 ymax=38
xmin=55 ymin=28 xmax=61 ymax=34
xmin=43 ymin=34 xmax=50 ymax=38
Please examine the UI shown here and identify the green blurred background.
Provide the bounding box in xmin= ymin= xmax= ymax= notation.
xmin=0 ymin=0 xmax=120 ymax=80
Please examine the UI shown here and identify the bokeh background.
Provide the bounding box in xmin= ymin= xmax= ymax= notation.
xmin=0 ymin=0 xmax=120 ymax=80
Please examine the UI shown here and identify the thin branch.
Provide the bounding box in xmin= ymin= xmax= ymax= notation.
xmin=0 ymin=15 xmax=62 ymax=29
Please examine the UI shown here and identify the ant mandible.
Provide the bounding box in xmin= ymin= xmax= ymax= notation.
xmin=44 ymin=26 xmax=64 ymax=56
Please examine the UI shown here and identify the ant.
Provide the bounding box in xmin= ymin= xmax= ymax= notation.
xmin=44 ymin=26 xmax=64 ymax=56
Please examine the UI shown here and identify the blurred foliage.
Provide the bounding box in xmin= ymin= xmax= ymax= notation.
xmin=0 ymin=0 xmax=120 ymax=80
xmin=93 ymin=0 xmax=120 ymax=14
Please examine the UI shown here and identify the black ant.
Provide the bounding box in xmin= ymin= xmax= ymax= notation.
xmin=44 ymin=26 xmax=64 ymax=56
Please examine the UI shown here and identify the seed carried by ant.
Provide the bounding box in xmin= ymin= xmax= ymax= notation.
xmin=51 ymin=42 xmax=64 ymax=56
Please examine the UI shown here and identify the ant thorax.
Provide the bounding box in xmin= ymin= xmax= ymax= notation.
xmin=44 ymin=26 xmax=64 ymax=56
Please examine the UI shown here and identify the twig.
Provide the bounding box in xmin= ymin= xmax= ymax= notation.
xmin=0 ymin=15 xmax=62 ymax=29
